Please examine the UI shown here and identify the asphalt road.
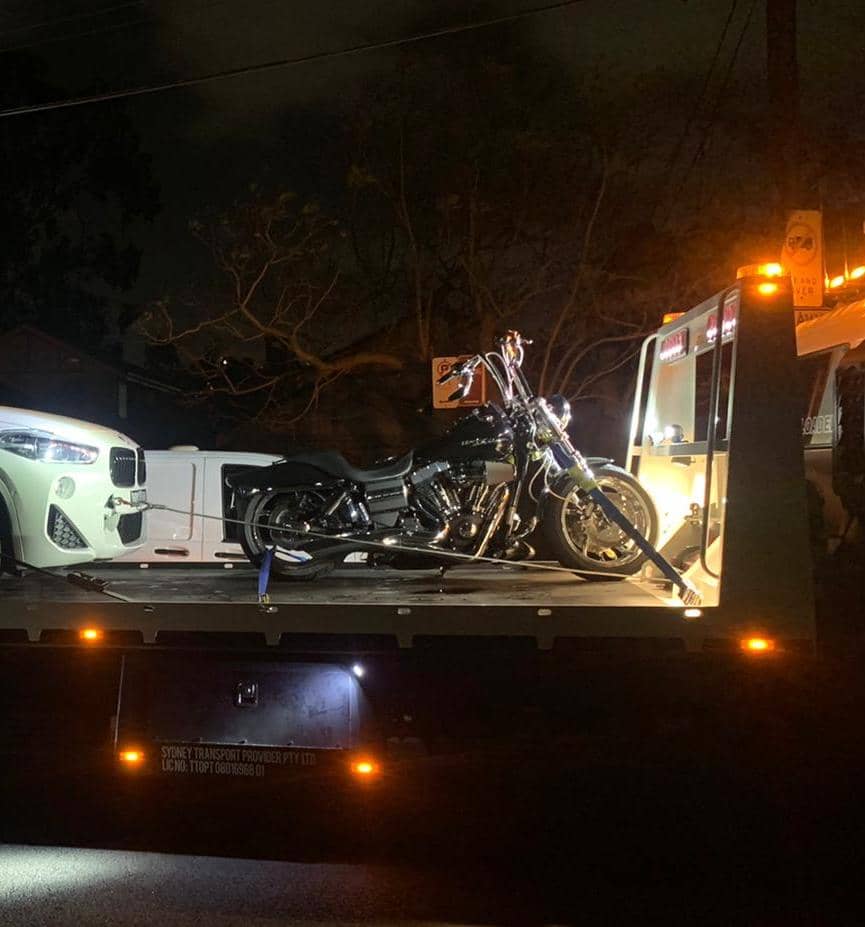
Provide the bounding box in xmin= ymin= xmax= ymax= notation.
xmin=0 ymin=844 xmax=542 ymax=927
xmin=3 ymin=651 xmax=865 ymax=925
xmin=2 ymin=750 xmax=863 ymax=927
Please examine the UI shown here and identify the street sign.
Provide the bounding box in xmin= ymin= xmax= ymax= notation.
xmin=782 ymin=210 xmax=824 ymax=308
xmin=794 ymin=308 xmax=830 ymax=326
xmin=432 ymin=355 xmax=487 ymax=409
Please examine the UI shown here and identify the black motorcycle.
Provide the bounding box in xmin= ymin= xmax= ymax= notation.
xmin=230 ymin=332 xmax=658 ymax=581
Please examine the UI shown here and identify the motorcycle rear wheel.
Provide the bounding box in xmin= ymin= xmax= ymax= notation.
xmin=238 ymin=490 xmax=334 ymax=581
xmin=543 ymin=464 xmax=658 ymax=581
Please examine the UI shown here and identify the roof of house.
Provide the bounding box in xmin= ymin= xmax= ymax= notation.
xmin=0 ymin=324 xmax=182 ymax=393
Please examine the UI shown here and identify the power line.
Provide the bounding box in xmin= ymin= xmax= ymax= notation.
xmin=662 ymin=0 xmax=739 ymax=191
xmin=0 ymin=0 xmax=586 ymax=120
xmin=670 ymin=0 xmax=759 ymax=203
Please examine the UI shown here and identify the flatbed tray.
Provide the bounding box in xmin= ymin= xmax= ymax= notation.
xmin=0 ymin=563 xmax=694 ymax=649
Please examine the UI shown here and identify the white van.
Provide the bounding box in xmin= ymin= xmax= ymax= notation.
xmin=113 ymin=447 xmax=279 ymax=564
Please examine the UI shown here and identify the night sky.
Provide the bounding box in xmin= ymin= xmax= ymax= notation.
xmin=1 ymin=0 xmax=864 ymax=460
xmin=7 ymin=0 xmax=863 ymax=306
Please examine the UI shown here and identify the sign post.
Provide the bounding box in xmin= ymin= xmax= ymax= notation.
xmin=781 ymin=209 xmax=823 ymax=308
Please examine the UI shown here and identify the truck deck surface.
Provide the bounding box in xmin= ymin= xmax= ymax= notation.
xmin=3 ymin=563 xmax=673 ymax=607
xmin=0 ymin=564 xmax=693 ymax=648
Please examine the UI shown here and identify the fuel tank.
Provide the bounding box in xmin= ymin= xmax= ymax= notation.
xmin=417 ymin=403 xmax=514 ymax=464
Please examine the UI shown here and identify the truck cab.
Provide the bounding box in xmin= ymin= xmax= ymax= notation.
xmin=796 ymin=297 xmax=865 ymax=551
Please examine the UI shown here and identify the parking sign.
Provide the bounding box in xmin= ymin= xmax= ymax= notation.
xmin=432 ymin=356 xmax=487 ymax=409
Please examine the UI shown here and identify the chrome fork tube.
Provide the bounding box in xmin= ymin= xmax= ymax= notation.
xmin=472 ymin=485 xmax=510 ymax=559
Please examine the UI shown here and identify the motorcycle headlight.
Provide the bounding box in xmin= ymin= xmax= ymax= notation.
xmin=547 ymin=394 xmax=572 ymax=429
xmin=0 ymin=430 xmax=99 ymax=464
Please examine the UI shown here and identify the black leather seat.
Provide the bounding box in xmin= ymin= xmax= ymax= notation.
xmin=282 ymin=450 xmax=413 ymax=483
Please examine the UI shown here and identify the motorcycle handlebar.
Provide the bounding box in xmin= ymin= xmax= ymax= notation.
xmin=437 ymin=355 xmax=483 ymax=386
xmin=498 ymin=333 xmax=533 ymax=347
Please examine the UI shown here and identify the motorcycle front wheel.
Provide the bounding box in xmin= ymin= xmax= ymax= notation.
xmin=543 ymin=464 xmax=658 ymax=581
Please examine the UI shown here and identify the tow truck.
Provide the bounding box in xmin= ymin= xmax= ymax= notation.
xmin=0 ymin=270 xmax=816 ymax=787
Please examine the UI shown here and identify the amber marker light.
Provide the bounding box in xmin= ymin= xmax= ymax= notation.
xmin=741 ymin=637 xmax=776 ymax=654
xmin=79 ymin=627 xmax=103 ymax=643
xmin=736 ymin=262 xmax=786 ymax=279
xmin=118 ymin=749 xmax=144 ymax=765
xmin=756 ymin=281 xmax=779 ymax=296
xmin=350 ymin=758 xmax=380 ymax=778
xmin=661 ymin=311 xmax=684 ymax=325
xmin=829 ymin=275 xmax=846 ymax=289
xmin=758 ymin=262 xmax=784 ymax=277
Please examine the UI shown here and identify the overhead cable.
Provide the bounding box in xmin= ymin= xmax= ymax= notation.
xmin=0 ymin=0 xmax=585 ymax=120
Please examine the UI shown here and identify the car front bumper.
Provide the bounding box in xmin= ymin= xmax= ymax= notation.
xmin=14 ymin=465 xmax=147 ymax=568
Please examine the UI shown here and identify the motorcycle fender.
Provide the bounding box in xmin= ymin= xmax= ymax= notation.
xmin=585 ymin=457 xmax=613 ymax=469
xmin=227 ymin=461 xmax=344 ymax=493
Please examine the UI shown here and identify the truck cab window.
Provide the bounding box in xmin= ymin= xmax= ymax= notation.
xmin=799 ymin=352 xmax=834 ymax=448
xmin=694 ymin=342 xmax=733 ymax=443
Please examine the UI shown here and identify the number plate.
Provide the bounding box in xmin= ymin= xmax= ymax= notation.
xmin=130 ymin=489 xmax=147 ymax=505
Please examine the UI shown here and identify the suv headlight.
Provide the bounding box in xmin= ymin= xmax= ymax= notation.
xmin=0 ymin=431 xmax=99 ymax=464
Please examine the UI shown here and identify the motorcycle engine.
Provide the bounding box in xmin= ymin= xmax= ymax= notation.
xmin=410 ymin=460 xmax=515 ymax=548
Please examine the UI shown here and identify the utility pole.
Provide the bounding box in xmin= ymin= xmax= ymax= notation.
xmin=766 ymin=0 xmax=801 ymax=207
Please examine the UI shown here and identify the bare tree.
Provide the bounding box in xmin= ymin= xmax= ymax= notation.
xmin=141 ymin=192 xmax=403 ymax=431
xmin=141 ymin=50 xmax=792 ymax=451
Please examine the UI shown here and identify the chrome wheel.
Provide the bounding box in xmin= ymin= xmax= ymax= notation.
xmin=560 ymin=473 xmax=653 ymax=569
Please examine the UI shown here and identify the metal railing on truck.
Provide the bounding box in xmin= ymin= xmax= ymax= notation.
xmin=626 ymin=274 xmax=814 ymax=648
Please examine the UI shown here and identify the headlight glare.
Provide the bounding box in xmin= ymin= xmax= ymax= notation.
xmin=0 ymin=431 xmax=99 ymax=464
xmin=547 ymin=394 xmax=572 ymax=429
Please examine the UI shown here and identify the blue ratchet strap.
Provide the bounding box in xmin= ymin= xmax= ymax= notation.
xmin=563 ymin=454 xmax=701 ymax=606
xmin=258 ymin=548 xmax=274 ymax=605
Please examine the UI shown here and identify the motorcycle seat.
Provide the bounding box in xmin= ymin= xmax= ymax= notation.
xmin=282 ymin=450 xmax=414 ymax=483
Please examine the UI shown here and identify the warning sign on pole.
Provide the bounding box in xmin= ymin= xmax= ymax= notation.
xmin=781 ymin=210 xmax=824 ymax=308
xmin=432 ymin=356 xmax=487 ymax=409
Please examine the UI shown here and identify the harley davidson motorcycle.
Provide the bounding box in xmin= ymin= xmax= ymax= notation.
xmin=230 ymin=332 xmax=659 ymax=581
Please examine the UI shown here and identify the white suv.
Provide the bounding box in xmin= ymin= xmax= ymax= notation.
xmin=0 ymin=406 xmax=147 ymax=570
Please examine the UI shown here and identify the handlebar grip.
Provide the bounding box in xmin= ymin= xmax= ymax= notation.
xmin=447 ymin=385 xmax=468 ymax=403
